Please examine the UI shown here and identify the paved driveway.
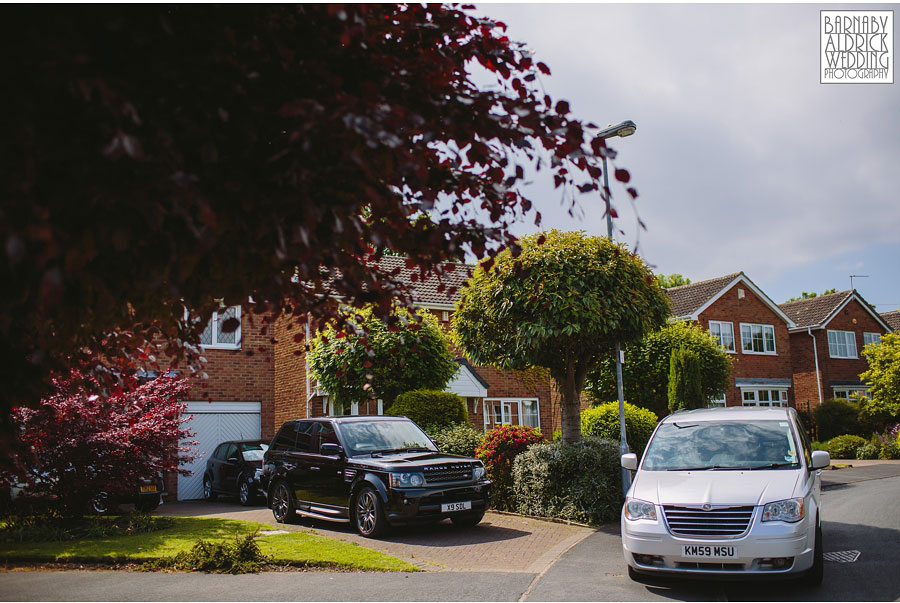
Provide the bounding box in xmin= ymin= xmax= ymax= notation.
xmin=155 ymin=501 xmax=594 ymax=573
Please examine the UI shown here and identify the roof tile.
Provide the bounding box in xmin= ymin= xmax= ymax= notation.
xmin=777 ymin=290 xmax=854 ymax=329
xmin=665 ymin=273 xmax=742 ymax=318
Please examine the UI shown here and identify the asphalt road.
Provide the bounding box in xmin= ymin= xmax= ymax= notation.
xmin=2 ymin=469 xmax=899 ymax=602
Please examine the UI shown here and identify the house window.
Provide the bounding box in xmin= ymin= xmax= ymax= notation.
xmin=708 ymin=392 xmax=727 ymax=408
xmin=483 ymin=399 xmax=540 ymax=431
xmin=833 ymin=387 xmax=868 ymax=400
xmin=740 ymin=323 xmax=776 ymax=355
xmin=199 ymin=305 xmax=242 ymax=350
xmin=708 ymin=321 xmax=735 ymax=353
xmin=441 ymin=310 xmax=450 ymax=322
xmin=741 ymin=388 xmax=788 ymax=407
xmin=863 ymin=332 xmax=882 ymax=347
xmin=827 ymin=330 xmax=858 ymax=359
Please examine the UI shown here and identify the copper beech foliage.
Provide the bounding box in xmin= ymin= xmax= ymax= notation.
xmin=7 ymin=374 xmax=194 ymax=515
xmin=1 ymin=4 xmax=631 ymax=421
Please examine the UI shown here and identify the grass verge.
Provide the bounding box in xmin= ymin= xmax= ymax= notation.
xmin=0 ymin=516 xmax=418 ymax=572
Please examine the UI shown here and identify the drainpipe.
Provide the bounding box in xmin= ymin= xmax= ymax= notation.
xmin=808 ymin=328 xmax=823 ymax=409
xmin=305 ymin=313 xmax=312 ymax=418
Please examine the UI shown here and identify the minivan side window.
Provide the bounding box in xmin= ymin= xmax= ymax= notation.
xmin=272 ymin=423 xmax=297 ymax=450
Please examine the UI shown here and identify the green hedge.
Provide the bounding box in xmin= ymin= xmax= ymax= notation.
xmin=581 ymin=402 xmax=658 ymax=457
xmin=813 ymin=399 xmax=862 ymax=440
xmin=425 ymin=423 xmax=483 ymax=458
xmin=824 ymin=435 xmax=867 ymax=460
xmin=512 ymin=437 xmax=622 ymax=525
xmin=387 ymin=390 xmax=467 ymax=430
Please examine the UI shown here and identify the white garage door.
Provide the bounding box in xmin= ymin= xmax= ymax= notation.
xmin=178 ymin=401 xmax=261 ymax=501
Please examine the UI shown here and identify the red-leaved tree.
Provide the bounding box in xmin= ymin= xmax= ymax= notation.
xmin=6 ymin=373 xmax=194 ymax=515
xmin=1 ymin=4 xmax=633 ymax=427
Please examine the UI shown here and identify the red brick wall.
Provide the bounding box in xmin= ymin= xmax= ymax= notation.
xmin=696 ymin=284 xmax=793 ymax=406
xmin=791 ymin=299 xmax=890 ymax=410
xmin=273 ymin=314 xmax=310 ymax=428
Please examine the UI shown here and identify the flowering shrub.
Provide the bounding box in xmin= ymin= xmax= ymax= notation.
xmin=6 ymin=372 xmax=195 ymax=517
xmin=475 ymin=425 xmax=543 ymax=510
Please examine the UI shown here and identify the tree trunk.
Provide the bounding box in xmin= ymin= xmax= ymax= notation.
xmin=556 ymin=356 xmax=582 ymax=443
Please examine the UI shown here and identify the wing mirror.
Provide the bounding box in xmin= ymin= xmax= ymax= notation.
xmin=811 ymin=450 xmax=830 ymax=470
xmin=621 ymin=453 xmax=638 ymax=471
xmin=320 ymin=443 xmax=343 ymax=457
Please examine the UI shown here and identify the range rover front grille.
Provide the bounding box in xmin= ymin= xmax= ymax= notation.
xmin=423 ymin=463 xmax=472 ymax=483
xmin=663 ymin=505 xmax=754 ymax=537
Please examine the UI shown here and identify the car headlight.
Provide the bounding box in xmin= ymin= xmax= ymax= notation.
xmin=762 ymin=498 xmax=805 ymax=523
xmin=473 ymin=464 xmax=486 ymax=481
xmin=390 ymin=472 xmax=425 ymax=488
xmin=624 ymin=497 xmax=657 ymax=521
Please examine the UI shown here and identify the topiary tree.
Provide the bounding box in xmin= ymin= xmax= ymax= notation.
xmin=454 ymin=231 xmax=670 ymax=443
xmin=425 ymin=423 xmax=484 ymax=458
xmin=387 ymin=390 xmax=468 ymax=430
xmin=5 ymin=372 xmax=194 ymax=517
xmin=587 ymin=321 xmax=732 ymax=418
xmin=308 ymin=306 xmax=457 ymax=413
xmin=580 ymin=402 xmax=658 ymax=457
xmin=668 ymin=346 xmax=704 ymax=413
xmin=859 ymin=333 xmax=900 ymax=427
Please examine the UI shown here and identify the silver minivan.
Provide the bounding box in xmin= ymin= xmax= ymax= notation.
xmin=621 ymin=406 xmax=829 ymax=584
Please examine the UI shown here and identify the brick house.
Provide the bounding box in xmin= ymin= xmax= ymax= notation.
xmin=779 ymin=290 xmax=893 ymax=411
xmin=666 ymin=273 xmax=797 ymax=408
xmin=172 ymin=257 xmax=560 ymax=500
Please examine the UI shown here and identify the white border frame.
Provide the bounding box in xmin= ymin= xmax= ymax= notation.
xmin=708 ymin=320 xmax=736 ymax=354
xmin=826 ymin=329 xmax=858 ymax=359
xmin=739 ymin=322 xmax=777 ymax=356
xmin=482 ymin=398 xmax=541 ymax=431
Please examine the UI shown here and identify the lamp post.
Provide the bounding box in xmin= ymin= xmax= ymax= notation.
xmin=596 ymin=119 xmax=636 ymax=495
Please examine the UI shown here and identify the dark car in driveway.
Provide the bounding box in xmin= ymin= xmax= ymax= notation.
xmin=261 ymin=416 xmax=491 ymax=537
xmin=203 ymin=441 xmax=268 ymax=505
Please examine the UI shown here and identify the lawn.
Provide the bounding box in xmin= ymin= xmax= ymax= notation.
xmin=0 ymin=516 xmax=418 ymax=572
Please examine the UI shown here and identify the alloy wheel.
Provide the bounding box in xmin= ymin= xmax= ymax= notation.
xmin=356 ymin=490 xmax=377 ymax=534
xmin=272 ymin=483 xmax=289 ymax=521
xmin=239 ymin=480 xmax=250 ymax=504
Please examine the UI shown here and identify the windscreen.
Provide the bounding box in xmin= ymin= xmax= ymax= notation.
xmin=641 ymin=420 xmax=800 ymax=471
xmin=338 ymin=420 xmax=438 ymax=457
xmin=239 ymin=442 xmax=268 ymax=461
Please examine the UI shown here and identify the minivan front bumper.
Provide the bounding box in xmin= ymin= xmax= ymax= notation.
xmin=622 ymin=506 xmax=815 ymax=578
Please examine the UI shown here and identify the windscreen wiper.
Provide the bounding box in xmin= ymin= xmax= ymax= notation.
xmin=748 ymin=462 xmax=796 ymax=470
xmin=668 ymin=465 xmax=750 ymax=471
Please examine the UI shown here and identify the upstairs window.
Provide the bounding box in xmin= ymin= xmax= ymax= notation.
xmin=199 ymin=305 xmax=242 ymax=350
xmin=708 ymin=321 xmax=735 ymax=353
xmin=863 ymin=332 xmax=882 ymax=347
xmin=827 ymin=330 xmax=857 ymax=359
xmin=740 ymin=323 xmax=776 ymax=355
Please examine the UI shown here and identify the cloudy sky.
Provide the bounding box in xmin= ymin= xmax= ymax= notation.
xmin=475 ymin=3 xmax=899 ymax=314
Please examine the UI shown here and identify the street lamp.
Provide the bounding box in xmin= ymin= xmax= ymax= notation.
xmin=596 ymin=119 xmax=636 ymax=495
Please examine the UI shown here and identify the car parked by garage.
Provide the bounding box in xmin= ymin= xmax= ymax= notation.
xmin=203 ymin=440 xmax=268 ymax=505
xmin=620 ymin=406 xmax=829 ymax=585
xmin=261 ymin=416 xmax=491 ymax=537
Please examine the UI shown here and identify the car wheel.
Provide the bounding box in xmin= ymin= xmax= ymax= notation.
xmin=238 ymin=477 xmax=254 ymax=506
xmin=353 ymin=486 xmax=387 ymax=538
xmin=135 ymin=496 xmax=160 ymax=513
xmin=270 ymin=481 xmax=298 ymax=524
xmin=799 ymin=520 xmax=824 ymax=587
xmin=450 ymin=511 xmax=485 ymax=528
xmin=90 ymin=491 xmax=111 ymax=515
xmin=203 ymin=475 xmax=218 ymax=501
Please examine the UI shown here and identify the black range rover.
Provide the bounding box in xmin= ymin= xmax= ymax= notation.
xmin=261 ymin=416 xmax=491 ymax=537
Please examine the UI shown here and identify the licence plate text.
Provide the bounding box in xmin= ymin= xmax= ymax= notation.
xmin=441 ymin=501 xmax=472 ymax=512
xmin=140 ymin=485 xmax=157 ymax=493
xmin=682 ymin=545 xmax=736 ymax=558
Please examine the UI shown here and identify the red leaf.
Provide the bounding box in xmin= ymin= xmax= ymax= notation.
xmin=615 ymin=168 xmax=631 ymax=183
xmin=555 ymin=100 xmax=570 ymax=115
xmin=537 ymin=62 xmax=551 ymax=75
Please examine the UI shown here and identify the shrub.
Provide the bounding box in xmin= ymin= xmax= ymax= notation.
xmin=811 ymin=441 xmax=827 ymax=452
xmin=581 ymin=402 xmax=658 ymax=457
xmin=387 ymin=390 xmax=467 ymax=430
xmin=824 ymin=435 xmax=867 ymax=460
xmin=149 ymin=532 xmax=268 ymax=574
xmin=426 ymin=423 xmax=483 ymax=458
xmin=475 ymin=425 xmax=543 ymax=511
xmin=512 ymin=437 xmax=622 ymax=525
xmin=856 ymin=443 xmax=879 ymax=460
xmin=668 ymin=346 xmax=703 ymax=412
xmin=813 ymin=399 xmax=862 ymax=441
